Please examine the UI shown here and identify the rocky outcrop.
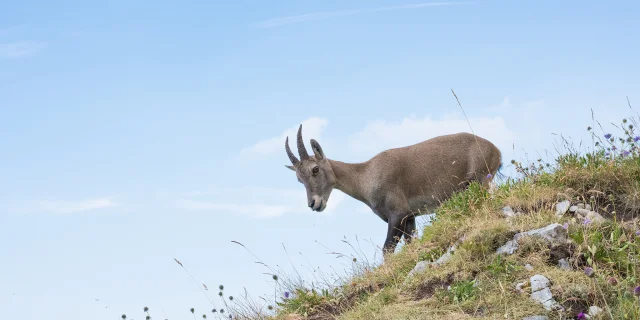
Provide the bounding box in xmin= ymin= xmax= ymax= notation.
xmin=552 ymin=200 xmax=606 ymax=224
xmin=496 ymin=223 xmax=568 ymax=255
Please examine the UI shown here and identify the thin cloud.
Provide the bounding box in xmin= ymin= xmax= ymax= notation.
xmin=37 ymin=197 xmax=117 ymax=214
xmin=253 ymin=1 xmax=466 ymax=28
xmin=349 ymin=113 xmax=516 ymax=158
xmin=0 ymin=41 xmax=46 ymax=58
xmin=177 ymin=187 xmax=346 ymax=219
xmin=242 ymin=117 xmax=329 ymax=156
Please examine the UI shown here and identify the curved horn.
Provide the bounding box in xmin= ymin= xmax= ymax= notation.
xmin=296 ymin=124 xmax=310 ymax=160
xmin=285 ymin=136 xmax=300 ymax=166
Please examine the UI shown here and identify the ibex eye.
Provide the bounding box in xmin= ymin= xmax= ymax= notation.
xmin=312 ymin=166 xmax=319 ymax=174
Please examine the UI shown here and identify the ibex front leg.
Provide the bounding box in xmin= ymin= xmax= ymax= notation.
xmin=383 ymin=216 xmax=404 ymax=256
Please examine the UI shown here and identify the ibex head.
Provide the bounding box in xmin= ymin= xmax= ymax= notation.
xmin=284 ymin=124 xmax=337 ymax=212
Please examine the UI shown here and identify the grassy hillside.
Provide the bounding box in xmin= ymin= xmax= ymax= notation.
xmin=122 ymin=114 xmax=640 ymax=320
xmin=266 ymin=115 xmax=640 ymax=320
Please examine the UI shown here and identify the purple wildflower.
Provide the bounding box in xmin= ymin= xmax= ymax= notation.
xmin=634 ymin=286 xmax=640 ymax=297
xmin=622 ymin=150 xmax=631 ymax=157
xmin=604 ymin=133 xmax=612 ymax=139
xmin=635 ymin=136 xmax=640 ymax=142
xmin=635 ymin=230 xmax=640 ymax=237
xmin=486 ymin=173 xmax=493 ymax=179
xmin=605 ymin=152 xmax=611 ymax=157
xmin=562 ymin=223 xmax=569 ymax=230
xmin=577 ymin=312 xmax=587 ymax=320
xmin=584 ymin=267 xmax=595 ymax=277
xmin=583 ymin=218 xmax=592 ymax=225
xmin=612 ymin=146 xmax=617 ymax=151
xmin=284 ymin=291 xmax=290 ymax=299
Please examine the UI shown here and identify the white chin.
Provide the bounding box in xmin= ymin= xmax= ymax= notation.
xmin=313 ymin=199 xmax=327 ymax=212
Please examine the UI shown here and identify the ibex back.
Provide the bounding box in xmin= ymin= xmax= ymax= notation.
xmin=284 ymin=125 xmax=502 ymax=256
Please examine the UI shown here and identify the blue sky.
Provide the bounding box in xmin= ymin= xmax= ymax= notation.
xmin=1 ymin=0 xmax=639 ymax=319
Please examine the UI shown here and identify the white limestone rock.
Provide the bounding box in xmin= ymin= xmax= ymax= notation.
xmin=555 ymin=200 xmax=571 ymax=216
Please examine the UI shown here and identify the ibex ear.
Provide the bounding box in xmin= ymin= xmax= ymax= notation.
xmin=310 ymin=139 xmax=325 ymax=160
xmin=284 ymin=165 xmax=296 ymax=171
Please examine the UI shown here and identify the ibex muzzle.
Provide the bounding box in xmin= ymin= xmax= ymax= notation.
xmin=285 ymin=124 xmax=502 ymax=257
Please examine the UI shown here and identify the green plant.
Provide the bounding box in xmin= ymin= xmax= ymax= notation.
xmin=448 ymin=279 xmax=478 ymax=303
xmin=487 ymin=255 xmax=522 ymax=279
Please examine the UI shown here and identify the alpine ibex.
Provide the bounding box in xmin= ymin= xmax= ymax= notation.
xmin=284 ymin=124 xmax=502 ymax=255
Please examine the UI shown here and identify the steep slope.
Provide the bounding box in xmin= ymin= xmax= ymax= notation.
xmin=273 ymin=119 xmax=640 ymax=320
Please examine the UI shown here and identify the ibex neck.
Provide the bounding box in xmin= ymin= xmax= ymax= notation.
xmin=329 ymin=159 xmax=369 ymax=204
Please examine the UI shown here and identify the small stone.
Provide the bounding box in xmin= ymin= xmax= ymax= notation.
xmin=496 ymin=239 xmax=519 ymax=255
xmin=405 ymin=260 xmax=431 ymax=278
xmin=515 ymin=223 xmax=568 ymax=243
xmin=530 ymin=287 xmax=562 ymax=310
xmin=503 ymin=206 xmax=515 ymax=218
xmin=577 ymin=203 xmax=585 ymax=209
xmin=530 ymin=274 xmax=551 ymax=292
xmin=586 ymin=211 xmax=605 ymax=222
xmin=569 ymin=206 xmax=578 ymax=213
xmin=575 ymin=209 xmax=605 ymax=224
xmin=558 ymin=258 xmax=571 ymax=270
xmin=404 ymin=243 xmax=458 ymax=282
xmin=525 ymin=264 xmax=534 ymax=271
xmin=555 ymin=200 xmax=571 ymax=216
xmin=496 ymin=223 xmax=568 ymax=256
xmin=584 ymin=267 xmax=595 ymax=277
xmin=589 ymin=306 xmax=603 ymax=317
xmin=585 ymin=204 xmax=592 ymax=211
xmin=434 ymin=244 xmax=457 ymax=265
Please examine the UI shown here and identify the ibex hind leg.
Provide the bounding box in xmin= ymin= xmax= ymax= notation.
xmin=382 ymin=216 xmax=405 ymax=257
xmin=402 ymin=215 xmax=416 ymax=245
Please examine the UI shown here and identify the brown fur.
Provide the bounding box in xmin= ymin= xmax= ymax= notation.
xmin=285 ymin=125 xmax=502 ymax=256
